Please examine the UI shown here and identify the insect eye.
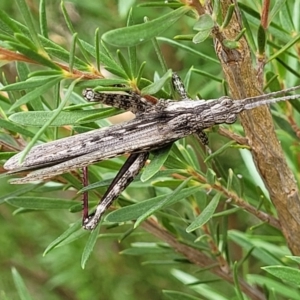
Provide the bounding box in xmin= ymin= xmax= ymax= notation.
xmin=83 ymin=89 xmax=96 ymax=101
xmin=220 ymin=97 xmax=233 ymax=107
xmin=226 ymin=114 xmax=237 ymax=123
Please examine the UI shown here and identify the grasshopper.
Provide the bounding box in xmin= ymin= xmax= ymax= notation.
xmin=4 ymin=74 xmax=300 ymax=230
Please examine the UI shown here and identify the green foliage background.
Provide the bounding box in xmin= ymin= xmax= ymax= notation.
xmin=0 ymin=1 xmax=300 ymax=300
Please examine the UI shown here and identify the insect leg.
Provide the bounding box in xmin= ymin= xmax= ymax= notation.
xmin=83 ymin=152 xmax=149 ymax=230
xmin=172 ymin=73 xmax=188 ymax=100
xmin=195 ymin=130 xmax=211 ymax=154
xmin=83 ymin=89 xmax=153 ymax=114
xmin=82 ymin=166 xmax=89 ymax=222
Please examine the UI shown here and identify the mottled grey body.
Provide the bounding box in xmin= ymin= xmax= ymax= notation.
xmin=4 ymin=74 xmax=300 ymax=229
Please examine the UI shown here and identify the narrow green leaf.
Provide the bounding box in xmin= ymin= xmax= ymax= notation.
xmin=69 ymin=32 xmax=78 ymax=73
xmin=220 ymin=4 xmax=235 ymax=29
xmin=141 ymin=144 xmax=172 ymax=182
xmin=192 ymin=29 xmax=212 ymax=44
xmin=127 ymin=9 xmax=138 ymax=76
xmin=104 ymin=66 xmax=129 ymax=79
xmin=163 ymin=290 xmax=203 ymax=300
xmin=39 ymin=0 xmax=48 ymax=38
xmin=6 ymin=197 xmax=76 ymax=210
xmin=81 ymin=224 xmax=101 ymax=269
xmin=186 ymin=193 xmax=221 ymax=233
xmin=102 ymin=6 xmax=191 ymax=47
xmin=286 ymin=256 xmax=300 ymax=264
xmin=279 ymin=3 xmax=295 ymax=33
xmin=11 ymin=268 xmax=33 ymax=300
xmin=28 ymin=70 xmax=65 ymax=78
xmin=77 ymin=78 xmax=128 ymax=88
xmin=151 ymin=34 xmax=169 ymax=88
xmin=213 ymin=207 xmax=241 ymax=217
xmin=248 ymin=274 xmax=300 ymax=299
xmin=158 ymin=37 xmax=219 ymax=64
xmin=228 ymin=230 xmax=283 ymax=265
xmin=0 ymin=9 xmax=22 ymax=35
xmin=117 ymin=49 xmax=132 ymax=78
xmin=192 ymin=67 xmax=223 ymax=82
xmin=60 ymin=2 xmax=90 ymax=63
xmin=222 ymin=40 xmax=239 ymax=49
xmin=106 ymin=186 xmax=200 ymax=223
xmin=193 ymin=14 xmax=214 ymax=31
xmin=206 ymin=168 xmax=216 ymax=185
xmin=8 ymin=42 xmax=61 ymax=70
xmin=121 ymin=246 xmax=171 ymax=256
xmin=43 ymin=220 xmax=82 ymax=255
xmin=16 ymin=61 xmax=30 ymax=82
xmin=262 ymin=266 xmax=300 ymax=286
xmin=44 ymin=48 xmax=87 ymax=68
xmin=134 ymin=177 xmax=193 ymax=228
xmin=0 ymin=152 xmax=17 ymax=160
xmin=269 ymin=0 xmax=288 ymax=25
xmin=0 ymin=184 xmax=40 ymax=204
xmin=9 ymin=76 xmax=62 ymax=111
xmin=0 ymin=119 xmax=35 ymax=137
xmin=233 ymin=261 xmax=244 ymax=300
xmin=136 ymin=61 xmax=146 ymax=86
xmin=14 ymin=33 xmax=37 ymax=51
xmin=9 ymin=108 xmax=117 ymax=126
xmin=1 ymin=75 xmax=61 ymax=91
xmin=257 ymin=25 xmax=266 ymax=55
xmin=234 ymin=28 xmax=246 ymax=42
xmin=227 ymin=168 xmax=233 ymax=190
xmin=94 ymin=28 xmax=100 ymax=72
xmin=52 ymin=227 xmax=87 ymax=247
xmin=267 ymin=33 xmax=300 ymax=62
xmin=16 ymin=0 xmax=42 ymax=49
xmin=141 ymin=69 xmax=172 ymax=95
xmin=276 ymin=57 xmax=300 ymax=79
xmin=240 ymin=11 xmax=256 ymax=52
xmin=138 ymin=2 xmax=182 ymax=8
xmin=204 ymin=140 xmax=236 ymax=162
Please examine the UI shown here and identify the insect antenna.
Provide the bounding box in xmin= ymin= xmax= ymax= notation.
xmin=240 ymin=85 xmax=300 ymax=110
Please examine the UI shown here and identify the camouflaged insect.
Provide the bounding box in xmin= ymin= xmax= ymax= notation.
xmin=4 ymin=74 xmax=300 ymax=229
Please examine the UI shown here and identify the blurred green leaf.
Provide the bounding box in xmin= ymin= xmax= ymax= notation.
xmin=9 ymin=108 xmax=117 ymax=126
xmin=6 ymin=196 xmax=77 ymax=210
xmin=102 ymin=6 xmax=191 ymax=47
xmin=106 ymin=186 xmax=200 ymax=223
xmin=141 ymin=144 xmax=173 ymax=182
xmin=262 ymin=266 xmax=300 ymax=286
xmin=186 ymin=193 xmax=221 ymax=233
xmin=11 ymin=268 xmax=33 ymax=300
xmin=43 ymin=220 xmax=82 ymax=255
xmin=193 ymin=14 xmax=214 ymax=31
xmin=141 ymin=69 xmax=172 ymax=95
xmin=0 ymin=119 xmax=35 ymax=137
xmin=163 ymin=290 xmax=203 ymax=300
xmin=81 ymin=224 xmax=101 ymax=269
xmin=8 ymin=76 xmax=62 ymax=111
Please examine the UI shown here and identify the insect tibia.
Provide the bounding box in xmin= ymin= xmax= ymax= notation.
xmin=83 ymin=152 xmax=149 ymax=230
xmin=82 ymin=88 xmax=152 ymax=114
xmin=172 ymin=73 xmax=188 ymax=99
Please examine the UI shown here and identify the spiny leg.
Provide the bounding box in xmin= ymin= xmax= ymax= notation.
xmin=82 ymin=166 xmax=89 ymax=223
xmin=195 ymin=129 xmax=212 ymax=154
xmin=83 ymin=152 xmax=149 ymax=230
xmin=83 ymin=89 xmax=153 ymax=114
xmin=196 ymin=130 xmax=209 ymax=146
xmin=172 ymin=73 xmax=188 ymax=100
